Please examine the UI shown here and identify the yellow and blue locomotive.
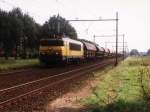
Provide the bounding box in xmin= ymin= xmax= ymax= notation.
xmin=39 ymin=37 xmax=84 ymax=64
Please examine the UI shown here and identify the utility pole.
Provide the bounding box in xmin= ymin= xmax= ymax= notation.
xmin=105 ymin=34 xmax=125 ymax=60
xmin=115 ymin=12 xmax=118 ymax=66
xmin=123 ymin=34 xmax=125 ymax=60
xmin=93 ymin=35 xmax=95 ymax=43
xmin=57 ymin=14 xmax=60 ymax=35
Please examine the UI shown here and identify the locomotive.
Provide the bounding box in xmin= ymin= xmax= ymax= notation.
xmin=39 ymin=37 xmax=83 ymax=65
xmin=39 ymin=36 xmax=118 ymax=65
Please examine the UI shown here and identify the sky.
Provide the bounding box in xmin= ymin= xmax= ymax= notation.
xmin=0 ymin=0 xmax=150 ymax=52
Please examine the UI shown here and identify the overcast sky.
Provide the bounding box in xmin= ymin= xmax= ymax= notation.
xmin=0 ymin=0 xmax=150 ymax=52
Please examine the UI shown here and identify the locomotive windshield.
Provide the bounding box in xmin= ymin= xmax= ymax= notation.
xmin=40 ymin=39 xmax=64 ymax=46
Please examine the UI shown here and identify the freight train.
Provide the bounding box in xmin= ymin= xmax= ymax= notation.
xmin=39 ymin=36 xmax=121 ymax=65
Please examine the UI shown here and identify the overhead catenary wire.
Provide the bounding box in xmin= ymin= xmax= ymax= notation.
xmin=68 ymin=12 xmax=119 ymax=66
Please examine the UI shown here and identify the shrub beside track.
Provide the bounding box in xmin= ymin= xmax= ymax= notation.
xmin=82 ymin=57 xmax=150 ymax=112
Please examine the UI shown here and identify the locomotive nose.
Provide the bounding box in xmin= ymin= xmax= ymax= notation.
xmin=40 ymin=46 xmax=62 ymax=55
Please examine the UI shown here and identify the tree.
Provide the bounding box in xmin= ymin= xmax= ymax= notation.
xmin=22 ymin=14 xmax=37 ymax=58
xmin=9 ymin=8 xmax=24 ymax=59
xmin=0 ymin=9 xmax=14 ymax=59
xmin=10 ymin=8 xmax=40 ymax=58
xmin=41 ymin=15 xmax=77 ymax=39
xmin=130 ymin=49 xmax=139 ymax=56
xmin=0 ymin=8 xmax=41 ymax=59
xmin=0 ymin=9 xmax=5 ymax=50
xmin=146 ymin=49 xmax=150 ymax=56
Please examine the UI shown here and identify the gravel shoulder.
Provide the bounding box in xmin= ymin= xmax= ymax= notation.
xmin=46 ymin=66 xmax=112 ymax=112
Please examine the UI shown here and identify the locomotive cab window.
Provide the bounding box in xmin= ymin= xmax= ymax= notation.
xmin=40 ymin=39 xmax=64 ymax=46
xmin=69 ymin=43 xmax=81 ymax=51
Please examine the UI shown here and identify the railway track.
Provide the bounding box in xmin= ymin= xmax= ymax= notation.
xmin=0 ymin=59 xmax=119 ymax=111
xmin=0 ymin=64 xmax=86 ymax=90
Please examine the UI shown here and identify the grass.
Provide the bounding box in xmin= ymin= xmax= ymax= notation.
xmin=0 ymin=58 xmax=39 ymax=71
xmin=81 ymin=56 xmax=150 ymax=112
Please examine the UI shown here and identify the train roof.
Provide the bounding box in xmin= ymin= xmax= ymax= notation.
xmin=62 ymin=37 xmax=83 ymax=45
xmin=81 ymin=40 xmax=97 ymax=51
xmin=97 ymin=46 xmax=105 ymax=52
xmin=40 ymin=37 xmax=83 ymax=45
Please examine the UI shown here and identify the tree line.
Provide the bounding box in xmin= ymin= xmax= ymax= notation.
xmin=0 ymin=8 xmax=77 ymax=59
xmin=130 ymin=49 xmax=150 ymax=56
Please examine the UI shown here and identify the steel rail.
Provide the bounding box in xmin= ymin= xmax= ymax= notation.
xmin=0 ymin=61 xmax=108 ymax=92
xmin=0 ymin=60 xmax=112 ymax=106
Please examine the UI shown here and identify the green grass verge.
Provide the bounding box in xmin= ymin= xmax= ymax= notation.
xmin=0 ymin=58 xmax=39 ymax=71
xmin=81 ymin=57 xmax=150 ymax=112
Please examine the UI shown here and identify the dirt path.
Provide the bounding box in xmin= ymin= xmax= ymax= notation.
xmin=46 ymin=71 xmax=108 ymax=112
